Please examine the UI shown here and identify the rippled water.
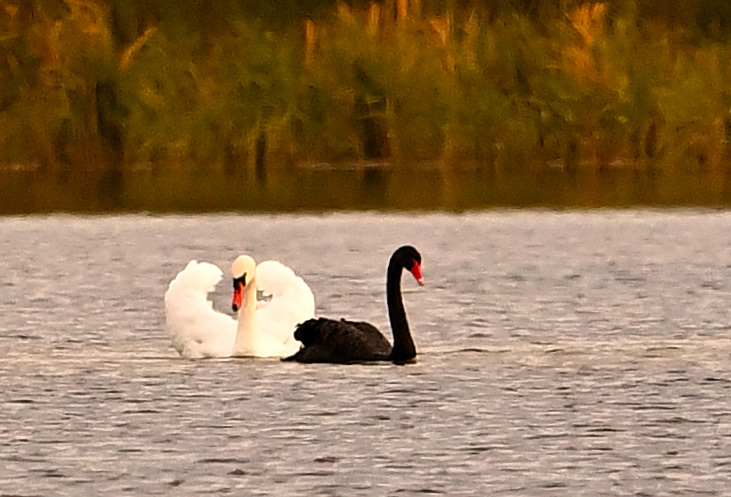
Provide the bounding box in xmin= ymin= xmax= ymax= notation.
xmin=1 ymin=211 xmax=730 ymax=496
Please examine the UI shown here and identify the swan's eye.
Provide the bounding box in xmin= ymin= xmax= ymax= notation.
xmin=232 ymin=273 xmax=247 ymax=288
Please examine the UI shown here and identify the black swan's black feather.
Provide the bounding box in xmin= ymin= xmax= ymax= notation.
xmin=284 ymin=318 xmax=391 ymax=363
xmin=283 ymin=246 xmax=422 ymax=364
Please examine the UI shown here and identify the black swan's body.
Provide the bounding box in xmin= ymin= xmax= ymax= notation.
xmin=283 ymin=245 xmax=423 ymax=364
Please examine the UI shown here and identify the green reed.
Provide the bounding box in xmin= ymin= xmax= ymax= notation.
xmin=2 ymin=0 xmax=731 ymax=182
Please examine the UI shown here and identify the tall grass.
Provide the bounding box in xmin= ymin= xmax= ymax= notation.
xmin=2 ymin=0 xmax=731 ymax=179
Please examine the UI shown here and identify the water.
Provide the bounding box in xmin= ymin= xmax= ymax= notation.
xmin=4 ymin=167 xmax=731 ymax=214
xmin=1 ymin=211 xmax=729 ymax=496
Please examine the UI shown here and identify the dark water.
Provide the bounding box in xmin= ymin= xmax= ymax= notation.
xmin=1 ymin=211 xmax=730 ymax=495
xmin=4 ymin=166 xmax=731 ymax=213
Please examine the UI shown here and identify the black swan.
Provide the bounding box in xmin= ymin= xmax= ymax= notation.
xmin=283 ymin=245 xmax=423 ymax=363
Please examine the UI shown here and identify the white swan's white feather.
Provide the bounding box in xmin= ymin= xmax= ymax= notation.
xmin=236 ymin=260 xmax=315 ymax=357
xmin=164 ymin=260 xmax=236 ymax=359
xmin=164 ymin=258 xmax=314 ymax=359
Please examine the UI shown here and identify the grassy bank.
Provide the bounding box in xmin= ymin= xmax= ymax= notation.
xmin=2 ymin=0 xmax=731 ymax=206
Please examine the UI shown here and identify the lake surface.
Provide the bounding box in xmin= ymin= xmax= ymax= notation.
xmin=1 ymin=211 xmax=729 ymax=496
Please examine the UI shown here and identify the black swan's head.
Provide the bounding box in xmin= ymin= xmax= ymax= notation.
xmin=392 ymin=245 xmax=423 ymax=285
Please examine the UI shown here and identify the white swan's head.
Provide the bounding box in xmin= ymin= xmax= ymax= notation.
xmin=232 ymin=255 xmax=256 ymax=281
xmin=231 ymin=255 xmax=257 ymax=312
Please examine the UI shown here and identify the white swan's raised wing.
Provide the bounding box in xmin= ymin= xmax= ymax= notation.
xmin=164 ymin=260 xmax=236 ymax=358
xmin=254 ymin=260 xmax=315 ymax=354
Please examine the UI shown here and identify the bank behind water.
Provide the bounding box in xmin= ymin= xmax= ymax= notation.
xmin=3 ymin=163 xmax=731 ymax=214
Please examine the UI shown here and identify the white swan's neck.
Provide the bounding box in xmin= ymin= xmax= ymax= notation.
xmin=232 ymin=275 xmax=258 ymax=356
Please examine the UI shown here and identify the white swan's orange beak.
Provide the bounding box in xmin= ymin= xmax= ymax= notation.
xmin=410 ymin=260 xmax=424 ymax=285
xmin=232 ymin=281 xmax=244 ymax=312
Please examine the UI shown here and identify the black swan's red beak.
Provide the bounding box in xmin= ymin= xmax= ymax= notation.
xmin=410 ymin=260 xmax=424 ymax=285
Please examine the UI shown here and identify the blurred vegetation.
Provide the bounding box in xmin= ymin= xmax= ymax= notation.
xmin=2 ymin=0 xmax=731 ymax=210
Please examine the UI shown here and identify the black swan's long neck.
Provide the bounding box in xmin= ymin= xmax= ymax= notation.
xmin=386 ymin=260 xmax=416 ymax=361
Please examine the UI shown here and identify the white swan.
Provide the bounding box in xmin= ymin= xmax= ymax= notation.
xmin=164 ymin=256 xmax=315 ymax=359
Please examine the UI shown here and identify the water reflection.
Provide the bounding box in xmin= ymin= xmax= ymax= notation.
xmin=4 ymin=166 xmax=731 ymax=213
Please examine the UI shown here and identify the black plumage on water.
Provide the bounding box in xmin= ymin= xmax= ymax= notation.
xmin=283 ymin=245 xmax=423 ymax=364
